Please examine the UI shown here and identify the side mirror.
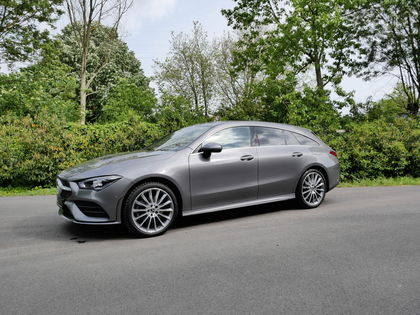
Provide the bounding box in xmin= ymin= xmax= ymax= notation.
xmin=199 ymin=142 xmax=222 ymax=157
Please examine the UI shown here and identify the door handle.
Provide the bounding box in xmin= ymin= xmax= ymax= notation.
xmin=292 ymin=152 xmax=303 ymax=157
xmin=240 ymin=155 xmax=254 ymax=161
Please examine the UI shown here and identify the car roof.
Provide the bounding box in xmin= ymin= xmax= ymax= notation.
xmin=198 ymin=120 xmax=315 ymax=136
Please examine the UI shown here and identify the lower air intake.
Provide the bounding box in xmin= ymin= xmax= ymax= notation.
xmin=74 ymin=201 xmax=109 ymax=218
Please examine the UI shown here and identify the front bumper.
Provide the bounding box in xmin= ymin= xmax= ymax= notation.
xmin=57 ymin=177 xmax=125 ymax=225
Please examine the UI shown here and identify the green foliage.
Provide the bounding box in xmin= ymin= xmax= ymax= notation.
xmin=0 ymin=0 xmax=63 ymax=64
xmin=219 ymin=76 xmax=341 ymax=136
xmin=0 ymin=114 xmax=163 ymax=187
xmin=327 ymin=118 xmax=419 ymax=181
xmin=223 ymin=0 xmax=358 ymax=88
xmin=100 ymin=78 xmax=156 ymax=122
xmin=0 ymin=41 xmax=79 ymax=121
xmin=153 ymin=94 xmax=210 ymax=133
xmin=1 ymin=1 xmax=419 ymax=190
xmin=351 ymin=0 xmax=420 ymax=115
xmin=219 ymin=75 xmax=297 ymax=122
xmin=287 ymin=87 xmax=341 ymax=136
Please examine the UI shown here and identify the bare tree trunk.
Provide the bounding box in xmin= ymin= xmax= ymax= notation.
xmin=80 ymin=53 xmax=88 ymax=124
xmin=314 ymin=56 xmax=324 ymax=89
xmin=201 ymin=74 xmax=209 ymax=117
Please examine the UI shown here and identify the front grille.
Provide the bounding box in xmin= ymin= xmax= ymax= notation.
xmin=74 ymin=201 xmax=109 ymax=218
xmin=61 ymin=204 xmax=74 ymax=220
xmin=60 ymin=189 xmax=72 ymax=198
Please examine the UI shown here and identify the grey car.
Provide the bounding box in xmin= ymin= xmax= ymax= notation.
xmin=57 ymin=121 xmax=339 ymax=237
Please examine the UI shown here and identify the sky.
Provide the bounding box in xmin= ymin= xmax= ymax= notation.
xmin=121 ymin=0 xmax=234 ymax=76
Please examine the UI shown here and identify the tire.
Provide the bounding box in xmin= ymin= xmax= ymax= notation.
xmin=122 ymin=182 xmax=178 ymax=237
xmin=296 ymin=169 xmax=326 ymax=209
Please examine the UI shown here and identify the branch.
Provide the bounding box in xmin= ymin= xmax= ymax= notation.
xmin=86 ymin=60 xmax=109 ymax=88
xmin=267 ymin=0 xmax=281 ymax=24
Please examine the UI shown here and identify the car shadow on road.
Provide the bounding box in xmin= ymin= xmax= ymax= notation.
xmin=60 ymin=199 xmax=302 ymax=241
xmin=172 ymin=199 xmax=300 ymax=230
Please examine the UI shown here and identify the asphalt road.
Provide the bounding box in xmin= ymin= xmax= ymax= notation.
xmin=1 ymin=186 xmax=420 ymax=314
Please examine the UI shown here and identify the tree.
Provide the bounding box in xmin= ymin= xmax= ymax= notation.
xmin=100 ymin=78 xmax=156 ymax=122
xmin=153 ymin=93 xmax=209 ymax=133
xmin=212 ymin=33 xmax=257 ymax=110
xmin=58 ymin=23 xmax=150 ymax=122
xmin=352 ymin=0 xmax=420 ymax=116
xmin=350 ymin=84 xmax=414 ymax=122
xmin=222 ymin=0 xmax=358 ymax=90
xmin=64 ymin=0 xmax=132 ymax=124
xmin=0 ymin=0 xmax=63 ymax=65
xmin=154 ymin=22 xmax=214 ymax=117
xmin=0 ymin=41 xmax=78 ymax=121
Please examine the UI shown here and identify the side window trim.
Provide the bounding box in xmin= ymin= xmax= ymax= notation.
xmin=251 ymin=126 xmax=259 ymax=147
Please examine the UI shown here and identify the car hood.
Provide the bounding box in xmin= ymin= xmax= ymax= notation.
xmin=59 ymin=150 xmax=175 ymax=180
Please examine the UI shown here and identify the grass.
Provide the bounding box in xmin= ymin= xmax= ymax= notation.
xmin=0 ymin=186 xmax=56 ymax=197
xmin=0 ymin=177 xmax=418 ymax=197
xmin=338 ymin=176 xmax=420 ymax=187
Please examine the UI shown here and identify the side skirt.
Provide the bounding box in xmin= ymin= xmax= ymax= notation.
xmin=183 ymin=194 xmax=295 ymax=217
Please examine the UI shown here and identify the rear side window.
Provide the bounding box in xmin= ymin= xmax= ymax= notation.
xmin=283 ymin=130 xmax=300 ymax=145
xmin=293 ymin=133 xmax=319 ymax=146
xmin=204 ymin=127 xmax=251 ymax=149
xmin=255 ymin=127 xmax=286 ymax=146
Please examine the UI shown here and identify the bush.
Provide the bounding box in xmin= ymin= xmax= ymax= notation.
xmin=0 ymin=114 xmax=163 ymax=187
xmin=326 ymin=118 xmax=419 ymax=181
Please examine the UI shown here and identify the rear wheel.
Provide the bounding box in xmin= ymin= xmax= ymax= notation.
xmin=296 ymin=169 xmax=326 ymax=209
xmin=122 ymin=182 xmax=178 ymax=237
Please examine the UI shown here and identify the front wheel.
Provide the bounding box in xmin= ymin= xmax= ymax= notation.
xmin=296 ymin=169 xmax=326 ymax=209
xmin=122 ymin=182 xmax=178 ymax=237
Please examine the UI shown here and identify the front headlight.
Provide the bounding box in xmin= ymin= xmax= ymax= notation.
xmin=78 ymin=175 xmax=122 ymax=191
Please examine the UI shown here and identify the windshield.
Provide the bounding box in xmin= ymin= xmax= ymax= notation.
xmin=151 ymin=124 xmax=214 ymax=151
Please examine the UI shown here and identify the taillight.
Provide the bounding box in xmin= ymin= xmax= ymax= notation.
xmin=329 ymin=150 xmax=337 ymax=157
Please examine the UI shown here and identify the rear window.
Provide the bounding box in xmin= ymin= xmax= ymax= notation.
xmin=293 ymin=133 xmax=319 ymax=146
xmin=283 ymin=130 xmax=300 ymax=145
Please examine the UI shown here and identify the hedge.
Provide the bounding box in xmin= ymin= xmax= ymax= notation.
xmin=0 ymin=115 xmax=418 ymax=187
xmin=0 ymin=115 xmax=163 ymax=187
xmin=326 ymin=118 xmax=419 ymax=181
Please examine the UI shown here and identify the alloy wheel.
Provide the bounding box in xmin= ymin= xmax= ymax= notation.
xmin=131 ymin=188 xmax=175 ymax=234
xmin=301 ymin=171 xmax=325 ymax=207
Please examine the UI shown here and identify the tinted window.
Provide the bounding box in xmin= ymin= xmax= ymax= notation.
xmin=283 ymin=130 xmax=300 ymax=145
xmin=256 ymin=127 xmax=286 ymax=146
xmin=294 ymin=133 xmax=319 ymax=146
xmin=204 ymin=127 xmax=251 ymax=149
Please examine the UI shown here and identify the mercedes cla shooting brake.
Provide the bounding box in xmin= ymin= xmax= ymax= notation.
xmin=57 ymin=121 xmax=340 ymax=237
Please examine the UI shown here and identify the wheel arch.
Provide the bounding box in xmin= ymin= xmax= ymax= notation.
xmin=120 ymin=175 xmax=184 ymax=220
xmin=297 ymin=164 xmax=330 ymax=192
